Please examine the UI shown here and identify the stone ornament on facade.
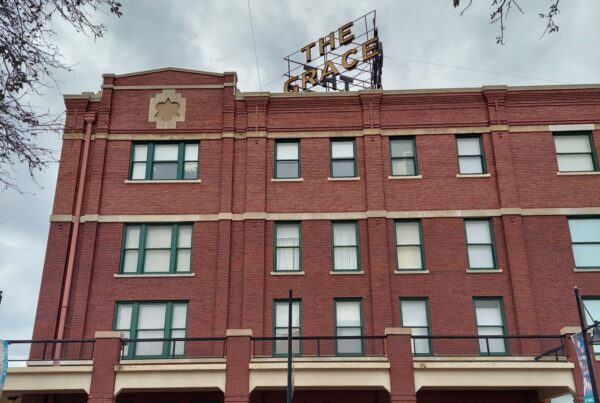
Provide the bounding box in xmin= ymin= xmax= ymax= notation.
xmin=148 ymin=89 xmax=187 ymax=129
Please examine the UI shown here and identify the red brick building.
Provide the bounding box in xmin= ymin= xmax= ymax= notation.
xmin=2 ymin=68 xmax=600 ymax=403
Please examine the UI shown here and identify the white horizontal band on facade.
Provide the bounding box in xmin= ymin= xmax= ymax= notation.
xmin=48 ymin=207 xmax=600 ymax=223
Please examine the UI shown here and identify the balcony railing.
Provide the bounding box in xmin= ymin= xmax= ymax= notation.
xmin=6 ymin=339 xmax=95 ymax=366
xmin=252 ymin=335 xmax=387 ymax=358
xmin=120 ymin=337 xmax=226 ymax=360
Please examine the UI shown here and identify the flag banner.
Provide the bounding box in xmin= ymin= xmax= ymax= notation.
xmin=572 ymin=332 xmax=596 ymax=403
xmin=0 ymin=340 xmax=8 ymax=395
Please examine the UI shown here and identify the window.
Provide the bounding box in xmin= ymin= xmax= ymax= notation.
xmin=121 ymin=224 xmax=192 ymax=274
xmin=334 ymin=299 xmax=363 ymax=355
xmin=130 ymin=142 xmax=199 ymax=180
xmin=331 ymin=139 xmax=356 ymax=177
xmin=456 ymin=136 xmax=485 ymax=174
xmin=390 ymin=137 xmax=417 ymax=176
xmin=554 ymin=132 xmax=597 ymax=172
xmin=395 ymin=220 xmax=424 ymax=271
xmin=400 ymin=299 xmax=431 ymax=355
xmin=274 ymin=222 xmax=301 ymax=272
xmin=115 ymin=301 xmax=187 ymax=359
xmin=332 ymin=221 xmax=360 ymax=271
xmin=275 ymin=140 xmax=300 ymax=178
xmin=273 ymin=300 xmax=301 ymax=356
xmin=583 ymin=298 xmax=600 ymax=354
xmin=568 ymin=218 xmax=600 ymax=269
xmin=473 ymin=298 xmax=507 ymax=355
xmin=465 ymin=220 xmax=496 ymax=270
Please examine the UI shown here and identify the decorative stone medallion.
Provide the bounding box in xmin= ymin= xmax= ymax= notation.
xmin=148 ymin=89 xmax=187 ymax=129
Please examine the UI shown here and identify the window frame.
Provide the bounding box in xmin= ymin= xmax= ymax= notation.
xmin=464 ymin=219 xmax=497 ymax=270
xmin=331 ymin=221 xmax=361 ymax=272
xmin=330 ymin=138 xmax=357 ymax=178
xmin=120 ymin=223 xmax=193 ymax=274
xmin=400 ymin=298 xmax=432 ymax=356
xmin=456 ymin=135 xmax=486 ymax=175
xmin=582 ymin=297 xmax=600 ymax=355
xmin=114 ymin=301 xmax=188 ymax=359
xmin=274 ymin=139 xmax=301 ymax=179
xmin=389 ymin=137 xmax=418 ymax=176
xmin=472 ymin=297 xmax=509 ymax=356
xmin=273 ymin=222 xmax=302 ymax=272
xmin=568 ymin=217 xmax=600 ymax=269
xmin=129 ymin=141 xmax=200 ymax=181
xmin=272 ymin=299 xmax=303 ymax=357
xmin=394 ymin=220 xmax=425 ymax=271
xmin=334 ymin=298 xmax=364 ymax=357
xmin=553 ymin=132 xmax=598 ymax=173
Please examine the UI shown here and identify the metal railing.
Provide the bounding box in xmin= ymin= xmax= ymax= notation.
xmin=410 ymin=335 xmax=566 ymax=360
xmin=120 ymin=337 xmax=227 ymax=360
xmin=6 ymin=339 xmax=95 ymax=365
xmin=252 ymin=335 xmax=386 ymax=358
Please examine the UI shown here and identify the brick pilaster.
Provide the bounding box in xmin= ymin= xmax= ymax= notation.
xmin=386 ymin=328 xmax=417 ymax=403
xmin=88 ymin=331 xmax=122 ymax=403
xmin=225 ymin=329 xmax=253 ymax=403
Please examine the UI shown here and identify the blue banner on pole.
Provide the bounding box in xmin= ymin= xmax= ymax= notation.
xmin=0 ymin=340 xmax=8 ymax=395
xmin=572 ymin=332 xmax=596 ymax=403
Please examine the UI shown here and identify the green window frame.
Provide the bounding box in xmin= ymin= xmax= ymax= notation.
xmin=330 ymin=138 xmax=357 ymax=177
xmin=473 ymin=297 xmax=508 ymax=356
xmin=334 ymin=298 xmax=364 ymax=356
xmin=129 ymin=142 xmax=199 ymax=180
xmin=553 ymin=132 xmax=597 ymax=172
xmin=114 ymin=301 xmax=188 ymax=359
xmin=464 ymin=219 xmax=497 ymax=270
xmin=390 ymin=137 xmax=418 ymax=176
xmin=568 ymin=218 xmax=600 ymax=269
xmin=395 ymin=220 xmax=425 ymax=271
xmin=400 ymin=298 xmax=432 ymax=356
xmin=274 ymin=140 xmax=300 ymax=179
xmin=456 ymin=135 xmax=486 ymax=174
xmin=272 ymin=299 xmax=302 ymax=357
xmin=120 ymin=224 xmax=193 ymax=274
xmin=331 ymin=221 xmax=360 ymax=272
xmin=582 ymin=297 xmax=600 ymax=355
xmin=274 ymin=222 xmax=301 ymax=272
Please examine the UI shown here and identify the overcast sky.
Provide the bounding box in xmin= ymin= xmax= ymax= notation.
xmin=1 ymin=0 xmax=599 ymax=342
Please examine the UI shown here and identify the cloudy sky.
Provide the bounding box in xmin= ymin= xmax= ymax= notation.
xmin=1 ymin=0 xmax=599 ymax=342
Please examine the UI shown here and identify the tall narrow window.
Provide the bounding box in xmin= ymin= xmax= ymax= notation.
xmin=273 ymin=300 xmax=301 ymax=356
xmin=121 ymin=224 xmax=193 ymax=274
xmin=331 ymin=139 xmax=356 ymax=177
xmin=583 ymin=298 xmax=600 ymax=354
xmin=395 ymin=220 xmax=424 ymax=271
xmin=568 ymin=218 xmax=600 ymax=269
xmin=335 ymin=299 xmax=363 ymax=355
xmin=115 ymin=301 xmax=187 ymax=359
xmin=275 ymin=140 xmax=300 ymax=178
xmin=332 ymin=221 xmax=359 ymax=271
xmin=400 ymin=299 xmax=431 ymax=355
xmin=390 ymin=137 xmax=417 ymax=176
xmin=465 ymin=220 xmax=496 ymax=270
xmin=474 ymin=298 xmax=507 ymax=355
xmin=554 ymin=132 xmax=597 ymax=172
xmin=129 ymin=142 xmax=199 ymax=180
xmin=456 ymin=136 xmax=485 ymax=174
xmin=274 ymin=223 xmax=301 ymax=272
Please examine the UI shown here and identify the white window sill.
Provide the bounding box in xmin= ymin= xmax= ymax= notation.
xmin=556 ymin=171 xmax=600 ymax=176
xmin=388 ymin=175 xmax=422 ymax=180
xmin=271 ymin=178 xmax=304 ymax=182
xmin=329 ymin=270 xmax=364 ymax=275
xmin=124 ymin=179 xmax=202 ymax=184
xmin=466 ymin=269 xmax=502 ymax=274
xmin=574 ymin=268 xmax=600 ymax=272
xmin=328 ymin=177 xmax=360 ymax=181
xmin=456 ymin=173 xmax=491 ymax=178
xmin=113 ymin=273 xmax=196 ymax=278
xmin=394 ymin=270 xmax=429 ymax=274
xmin=270 ymin=271 xmax=305 ymax=276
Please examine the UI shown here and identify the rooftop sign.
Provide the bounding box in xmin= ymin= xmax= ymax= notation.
xmin=283 ymin=10 xmax=383 ymax=93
